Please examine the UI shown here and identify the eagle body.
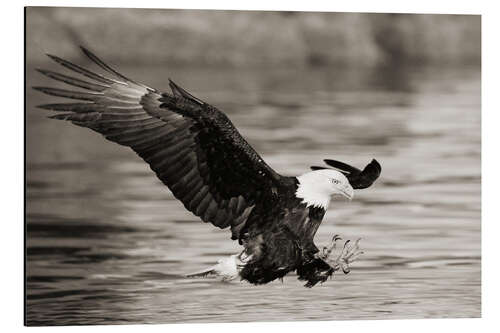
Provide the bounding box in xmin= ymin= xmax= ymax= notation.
xmin=34 ymin=47 xmax=381 ymax=288
xmin=238 ymin=183 xmax=328 ymax=285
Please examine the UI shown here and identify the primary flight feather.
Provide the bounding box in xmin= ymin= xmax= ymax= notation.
xmin=34 ymin=47 xmax=381 ymax=287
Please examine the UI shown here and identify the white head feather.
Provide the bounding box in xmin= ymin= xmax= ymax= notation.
xmin=295 ymin=169 xmax=354 ymax=209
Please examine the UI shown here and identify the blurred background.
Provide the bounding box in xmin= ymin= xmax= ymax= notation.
xmin=26 ymin=7 xmax=480 ymax=67
xmin=26 ymin=7 xmax=480 ymax=326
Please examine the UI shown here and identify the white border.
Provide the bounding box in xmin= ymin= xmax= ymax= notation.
xmin=17 ymin=0 xmax=487 ymax=13
xmin=4 ymin=0 xmax=499 ymax=332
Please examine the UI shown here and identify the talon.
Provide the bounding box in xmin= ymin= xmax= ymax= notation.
xmin=336 ymin=240 xmax=350 ymax=259
xmin=323 ymin=235 xmax=342 ymax=259
xmin=332 ymin=234 xmax=341 ymax=242
xmin=347 ymin=251 xmax=364 ymax=263
xmin=321 ymin=235 xmax=363 ymax=278
xmin=352 ymin=238 xmax=361 ymax=251
xmin=345 ymin=247 xmax=360 ymax=260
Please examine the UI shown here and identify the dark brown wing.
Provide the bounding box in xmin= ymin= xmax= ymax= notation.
xmin=312 ymin=159 xmax=381 ymax=189
xmin=324 ymin=159 xmax=381 ymax=189
xmin=34 ymin=46 xmax=284 ymax=240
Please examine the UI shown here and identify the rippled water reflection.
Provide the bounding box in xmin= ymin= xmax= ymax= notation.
xmin=25 ymin=64 xmax=480 ymax=325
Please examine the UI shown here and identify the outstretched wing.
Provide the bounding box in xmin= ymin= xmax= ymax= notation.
xmin=324 ymin=159 xmax=381 ymax=189
xmin=311 ymin=159 xmax=381 ymax=189
xmin=34 ymin=46 xmax=284 ymax=241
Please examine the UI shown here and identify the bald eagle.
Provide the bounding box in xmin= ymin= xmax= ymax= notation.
xmin=34 ymin=47 xmax=381 ymax=287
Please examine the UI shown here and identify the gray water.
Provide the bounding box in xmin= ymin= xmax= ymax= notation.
xmin=25 ymin=63 xmax=481 ymax=325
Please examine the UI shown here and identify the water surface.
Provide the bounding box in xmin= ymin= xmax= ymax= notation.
xmin=26 ymin=63 xmax=481 ymax=325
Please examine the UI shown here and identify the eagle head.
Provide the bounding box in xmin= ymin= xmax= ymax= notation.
xmin=296 ymin=169 xmax=354 ymax=209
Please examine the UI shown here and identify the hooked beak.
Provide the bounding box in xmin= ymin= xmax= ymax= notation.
xmin=339 ymin=185 xmax=354 ymax=200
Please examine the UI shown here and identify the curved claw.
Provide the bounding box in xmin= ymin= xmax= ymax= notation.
xmin=322 ymin=235 xmax=343 ymax=259
xmin=332 ymin=234 xmax=342 ymax=242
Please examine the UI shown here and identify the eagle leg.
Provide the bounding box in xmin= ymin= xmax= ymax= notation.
xmin=297 ymin=236 xmax=363 ymax=287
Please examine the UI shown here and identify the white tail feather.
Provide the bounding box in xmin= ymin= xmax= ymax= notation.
xmin=185 ymin=268 xmax=217 ymax=278
xmin=185 ymin=254 xmax=241 ymax=281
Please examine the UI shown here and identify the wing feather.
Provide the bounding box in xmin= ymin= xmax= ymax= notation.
xmin=35 ymin=68 xmax=108 ymax=91
xmin=34 ymin=47 xmax=285 ymax=239
xmin=323 ymin=159 xmax=381 ymax=189
xmin=32 ymin=87 xmax=102 ymax=101
xmin=46 ymin=53 xmax=117 ymax=85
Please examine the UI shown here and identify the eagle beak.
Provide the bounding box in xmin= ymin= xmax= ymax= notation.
xmin=340 ymin=185 xmax=354 ymax=201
